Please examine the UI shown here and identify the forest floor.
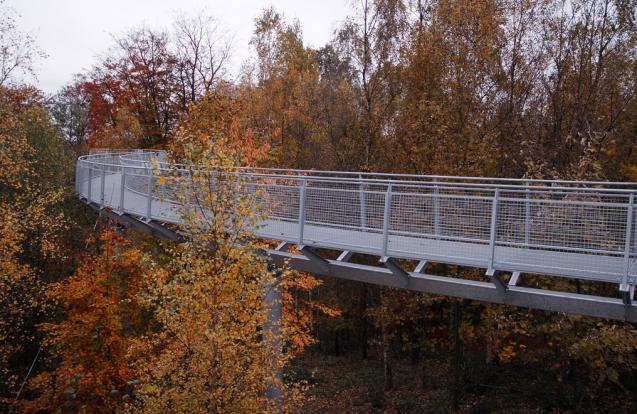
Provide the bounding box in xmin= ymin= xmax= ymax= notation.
xmin=292 ymin=352 xmax=634 ymax=413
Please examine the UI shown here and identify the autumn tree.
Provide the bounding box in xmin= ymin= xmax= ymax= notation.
xmin=128 ymin=140 xmax=300 ymax=412
xmin=0 ymin=1 xmax=45 ymax=87
xmin=391 ymin=0 xmax=504 ymax=176
xmin=244 ymin=8 xmax=330 ymax=168
xmin=102 ymin=28 xmax=179 ymax=147
xmin=50 ymin=81 xmax=90 ymax=152
xmin=0 ymin=86 xmax=72 ymax=410
xmin=172 ymin=11 xmax=231 ymax=109
xmin=333 ymin=0 xmax=406 ymax=171
xmin=66 ymin=12 xmax=235 ymax=151
xmin=168 ymin=81 xmax=270 ymax=166
xmin=0 ymin=8 xmax=77 ymax=410
xmin=535 ymin=0 xmax=637 ymax=180
xmin=27 ymin=230 xmax=151 ymax=412
xmin=73 ymin=28 xmax=202 ymax=149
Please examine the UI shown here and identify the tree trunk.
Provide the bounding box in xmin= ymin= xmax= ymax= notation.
xmin=359 ymin=285 xmax=369 ymax=359
xmin=381 ymin=288 xmax=393 ymax=390
xmin=450 ymin=300 xmax=463 ymax=410
xmin=485 ymin=329 xmax=494 ymax=366
xmin=334 ymin=330 xmax=340 ymax=356
xmin=421 ymin=354 xmax=429 ymax=390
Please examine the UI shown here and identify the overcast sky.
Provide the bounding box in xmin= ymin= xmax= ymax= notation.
xmin=7 ymin=0 xmax=351 ymax=94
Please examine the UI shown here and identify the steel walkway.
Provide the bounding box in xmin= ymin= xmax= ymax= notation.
xmin=76 ymin=150 xmax=637 ymax=322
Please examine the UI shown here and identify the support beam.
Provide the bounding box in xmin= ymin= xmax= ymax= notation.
xmin=263 ymin=270 xmax=282 ymax=412
xmin=620 ymin=283 xmax=635 ymax=306
xmin=275 ymin=241 xmax=290 ymax=252
xmin=267 ymin=249 xmax=637 ymax=323
xmin=380 ymin=256 xmax=410 ymax=288
xmin=337 ymin=250 xmax=353 ymax=262
xmin=144 ymin=220 xmax=184 ymax=243
xmin=509 ymin=271 xmax=521 ymax=287
xmin=89 ymin=205 xmax=184 ymax=242
xmin=486 ymin=268 xmax=507 ymax=294
xmin=298 ymin=245 xmax=330 ymax=274
xmin=414 ymin=260 xmax=428 ymax=274
xmin=83 ymin=202 xmax=637 ymax=323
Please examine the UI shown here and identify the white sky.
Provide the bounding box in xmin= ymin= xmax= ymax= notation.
xmin=7 ymin=0 xmax=351 ymax=94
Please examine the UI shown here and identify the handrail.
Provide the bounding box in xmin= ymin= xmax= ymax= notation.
xmin=77 ymin=151 xmax=637 ymax=195
xmin=114 ymin=151 xmax=637 ymax=187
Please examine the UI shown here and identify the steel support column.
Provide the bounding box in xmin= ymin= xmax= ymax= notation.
xmin=264 ymin=269 xmax=282 ymax=413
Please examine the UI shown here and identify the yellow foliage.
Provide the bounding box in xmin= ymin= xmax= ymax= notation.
xmin=0 ymin=88 xmax=71 ymax=397
xmin=132 ymin=144 xmax=307 ymax=413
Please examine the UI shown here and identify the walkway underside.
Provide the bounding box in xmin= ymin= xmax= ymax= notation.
xmin=90 ymin=202 xmax=637 ymax=323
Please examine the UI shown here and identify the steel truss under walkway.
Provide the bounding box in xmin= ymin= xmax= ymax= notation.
xmin=76 ymin=150 xmax=637 ymax=322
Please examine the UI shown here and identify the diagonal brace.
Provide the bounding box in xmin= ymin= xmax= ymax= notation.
xmin=380 ymin=256 xmax=410 ymax=288
xmin=337 ymin=250 xmax=353 ymax=262
xmin=275 ymin=241 xmax=291 ymax=252
xmin=509 ymin=271 xmax=521 ymax=287
xmin=298 ymin=245 xmax=330 ymax=274
xmin=486 ymin=268 xmax=507 ymax=294
xmin=414 ymin=260 xmax=428 ymax=273
xmin=94 ymin=206 xmax=184 ymax=242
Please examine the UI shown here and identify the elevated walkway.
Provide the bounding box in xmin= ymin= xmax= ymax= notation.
xmin=76 ymin=150 xmax=637 ymax=322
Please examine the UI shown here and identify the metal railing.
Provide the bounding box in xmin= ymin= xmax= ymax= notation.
xmin=76 ymin=150 xmax=637 ymax=287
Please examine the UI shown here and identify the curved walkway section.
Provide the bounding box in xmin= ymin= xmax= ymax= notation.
xmin=75 ymin=150 xmax=637 ymax=321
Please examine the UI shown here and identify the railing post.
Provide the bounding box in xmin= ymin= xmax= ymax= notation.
xmin=187 ymin=169 xmax=195 ymax=211
xmin=359 ymin=174 xmax=367 ymax=231
xmin=119 ymin=166 xmax=126 ymax=213
xmin=146 ymin=169 xmax=153 ymax=220
xmin=489 ymin=189 xmax=500 ymax=272
xmin=100 ymin=166 xmax=106 ymax=207
xmin=87 ymin=164 xmax=93 ymax=203
xmin=298 ymin=179 xmax=307 ymax=244
xmin=634 ymin=194 xmax=637 ymax=261
xmin=434 ymin=184 xmax=440 ymax=239
xmin=248 ymin=174 xmax=256 ymax=196
xmin=623 ymin=193 xmax=634 ymax=288
xmin=524 ymin=182 xmax=531 ymax=245
xmin=382 ymin=183 xmax=393 ymax=256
